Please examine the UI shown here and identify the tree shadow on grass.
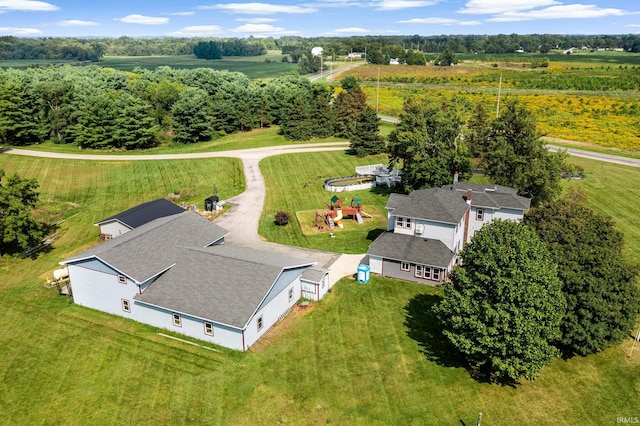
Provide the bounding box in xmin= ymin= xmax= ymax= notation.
xmin=404 ymin=293 xmax=508 ymax=385
xmin=404 ymin=293 xmax=466 ymax=368
xmin=366 ymin=228 xmax=385 ymax=241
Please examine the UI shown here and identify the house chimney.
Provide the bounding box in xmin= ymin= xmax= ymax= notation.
xmin=453 ymin=172 xmax=459 ymax=184
xmin=466 ymin=188 xmax=473 ymax=205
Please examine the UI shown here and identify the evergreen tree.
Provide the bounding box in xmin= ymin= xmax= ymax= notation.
xmin=171 ymin=88 xmax=212 ymax=144
xmin=333 ymin=85 xmax=367 ymax=138
xmin=350 ymin=106 xmax=385 ymax=157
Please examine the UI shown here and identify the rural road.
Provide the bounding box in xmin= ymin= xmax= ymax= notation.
xmin=1 ymin=142 xmax=365 ymax=286
xmin=2 ymin=137 xmax=637 ymax=285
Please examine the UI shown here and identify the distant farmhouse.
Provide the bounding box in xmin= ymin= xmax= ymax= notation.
xmin=62 ymin=203 xmax=329 ymax=351
xmin=367 ymin=183 xmax=530 ymax=284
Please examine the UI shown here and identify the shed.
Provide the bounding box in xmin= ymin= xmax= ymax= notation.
xmin=95 ymin=198 xmax=184 ymax=240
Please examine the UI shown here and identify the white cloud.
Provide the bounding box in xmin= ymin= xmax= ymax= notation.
xmin=488 ymin=4 xmax=626 ymax=22
xmin=235 ymin=17 xmax=278 ymax=23
xmin=459 ymin=0 xmax=558 ymax=15
xmin=57 ymin=19 xmax=100 ymax=27
xmin=203 ymin=3 xmax=317 ymax=14
xmin=0 ymin=26 xmax=43 ymax=35
xmin=168 ymin=25 xmax=223 ymax=36
xmin=375 ymin=0 xmax=437 ymax=10
xmin=331 ymin=27 xmax=369 ymax=33
xmin=168 ymin=11 xmax=195 ymax=16
xmin=309 ymin=0 xmax=368 ymax=8
xmin=232 ymin=23 xmax=285 ymax=32
xmin=398 ymin=17 xmax=481 ymax=25
xmin=0 ymin=0 xmax=58 ymax=12
xmin=115 ymin=14 xmax=169 ymax=25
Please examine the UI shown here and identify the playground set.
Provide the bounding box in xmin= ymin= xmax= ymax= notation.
xmin=313 ymin=195 xmax=372 ymax=232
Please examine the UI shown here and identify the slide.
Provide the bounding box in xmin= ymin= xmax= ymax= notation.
xmin=360 ymin=211 xmax=373 ymax=218
xmin=355 ymin=213 xmax=363 ymax=224
xmin=334 ymin=209 xmax=344 ymax=228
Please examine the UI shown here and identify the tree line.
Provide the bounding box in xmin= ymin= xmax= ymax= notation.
xmin=3 ymin=34 xmax=639 ymax=63
xmin=0 ymin=67 xmax=381 ymax=149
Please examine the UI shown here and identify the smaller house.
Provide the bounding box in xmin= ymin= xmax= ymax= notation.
xmin=95 ymin=198 xmax=184 ymax=240
xmin=367 ymin=183 xmax=530 ymax=284
xmin=389 ymin=58 xmax=400 ymax=65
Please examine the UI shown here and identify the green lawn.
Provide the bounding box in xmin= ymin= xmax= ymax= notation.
xmin=259 ymin=151 xmax=391 ymax=253
xmin=8 ymin=126 xmax=348 ymax=156
xmin=1 ymin=151 xmax=639 ymax=424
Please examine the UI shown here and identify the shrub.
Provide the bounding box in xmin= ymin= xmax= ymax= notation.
xmin=274 ymin=211 xmax=290 ymax=226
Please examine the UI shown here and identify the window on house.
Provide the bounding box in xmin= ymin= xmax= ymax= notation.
xmin=405 ymin=217 xmax=412 ymax=229
xmin=400 ymin=262 xmax=410 ymax=272
xmin=172 ymin=313 xmax=182 ymax=327
xmin=415 ymin=265 xmax=423 ymax=278
xmin=423 ymin=267 xmax=432 ymax=279
xmin=433 ymin=269 xmax=441 ymax=281
xmin=257 ymin=315 xmax=264 ymax=331
xmin=476 ymin=208 xmax=484 ymax=221
xmin=121 ymin=299 xmax=130 ymax=313
xmin=288 ymin=287 xmax=294 ymax=302
xmin=204 ymin=322 xmax=213 ymax=336
xmin=395 ymin=216 xmax=403 ymax=227
xmin=117 ymin=275 xmax=127 ymax=284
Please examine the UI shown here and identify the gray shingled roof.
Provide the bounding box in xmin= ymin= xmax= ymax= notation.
xmin=387 ymin=187 xmax=469 ymax=224
xmin=367 ymin=232 xmax=454 ymax=269
xmin=96 ymin=198 xmax=185 ymax=228
xmin=301 ymin=267 xmax=329 ymax=283
xmin=62 ymin=212 xmax=229 ymax=283
xmin=135 ymin=246 xmax=313 ymax=329
xmin=448 ymin=183 xmax=530 ymax=210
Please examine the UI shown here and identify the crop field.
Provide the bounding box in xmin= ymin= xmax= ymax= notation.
xmin=100 ymin=53 xmax=297 ymax=78
xmin=0 ymin=148 xmax=639 ymax=424
xmin=342 ymin=53 xmax=640 ymax=153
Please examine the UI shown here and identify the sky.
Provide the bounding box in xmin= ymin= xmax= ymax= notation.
xmin=0 ymin=0 xmax=638 ymax=38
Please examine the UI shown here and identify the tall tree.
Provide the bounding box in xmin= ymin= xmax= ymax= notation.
xmin=387 ymin=97 xmax=472 ymax=193
xmin=171 ymin=88 xmax=212 ymax=144
xmin=333 ymin=81 xmax=367 ymax=139
xmin=525 ymin=190 xmax=640 ymax=356
xmin=481 ymin=99 xmax=566 ymax=206
xmin=0 ymin=74 xmax=41 ymax=146
xmin=434 ymin=220 xmax=565 ymax=383
xmin=350 ymin=106 xmax=385 ymax=157
xmin=0 ymin=170 xmax=46 ymax=256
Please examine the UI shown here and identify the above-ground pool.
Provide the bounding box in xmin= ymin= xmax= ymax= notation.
xmin=324 ymin=175 xmax=376 ymax=192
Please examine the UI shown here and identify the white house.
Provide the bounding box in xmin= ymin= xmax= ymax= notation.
xmin=367 ymin=183 xmax=530 ymax=284
xmin=62 ymin=209 xmax=329 ymax=351
xmin=95 ymin=198 xmax=185 ymax=240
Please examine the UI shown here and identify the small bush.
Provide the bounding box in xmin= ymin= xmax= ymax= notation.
xmin=274 ymin=211 xmax=290 ymax=226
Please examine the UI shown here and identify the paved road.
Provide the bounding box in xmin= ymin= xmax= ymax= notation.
xmin=2 ymin=142 xmax=365 ymax=285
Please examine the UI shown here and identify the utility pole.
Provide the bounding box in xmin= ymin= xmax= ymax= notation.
xmin=376 ymin=67 xmax=380 ymax=112
xmin=496 ymin=73 xmax=502 ymax=118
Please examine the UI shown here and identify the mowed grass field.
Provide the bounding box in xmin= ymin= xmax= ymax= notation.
xmin=258 ymin=151 xmax=391 ymax=253
xmin=0 ymin=151 xmax=639 ymax=424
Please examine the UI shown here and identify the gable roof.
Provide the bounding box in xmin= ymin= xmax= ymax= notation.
xmin=367 ymin=232 xmax=454 ymax=269
xmin=63 ymin=212 xmax=229 ymax=283
xmin=95 ymin=198 xmax=185 ymax=229
xmin=448 ymin=183 xmax=531 ymax=211
xmin=387 ymin=187 xmax=469 ymax=224
xmin=134 ymin=245 xmax=313 ymax=329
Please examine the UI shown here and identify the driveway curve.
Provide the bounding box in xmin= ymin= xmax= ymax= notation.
xmin=2 ymin=142 xmax=365 ymax=285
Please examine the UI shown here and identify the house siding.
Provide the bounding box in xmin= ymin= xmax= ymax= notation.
xmin=421 ymin=221 xmax=457 ymax=251
xmin=98 ymin=221 xmax=131 ymax=239
xmin=494 ymin=208 xmax=525 ymax=221
xmin=132 ymin=302 xmax=245 ymax=351
xmin=369 ymin=256 xmax=383 ymax=275
xmin=301 ymin=273 xmax=329 ymax=301
xmin=381 ymin=259 xmax=443 ymax=285
xmin=68 ymin=262 xmax=138 ymax=316
xmin=243 ymin=277 xmax=303 ymax=350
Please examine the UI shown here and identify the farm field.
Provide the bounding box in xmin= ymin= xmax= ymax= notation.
xmin=340 ymin=53 xmax=640 ymax=153
xmin=0 ymin=150 xmax=639 ymax=424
